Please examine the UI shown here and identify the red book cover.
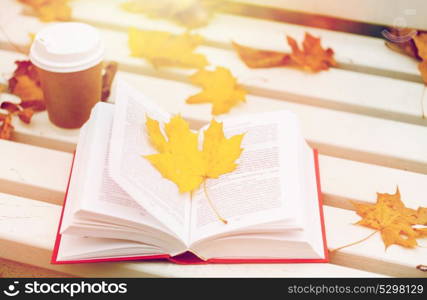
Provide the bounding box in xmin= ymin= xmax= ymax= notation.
xmin=51 ymin=149 xmax=328 ymax=265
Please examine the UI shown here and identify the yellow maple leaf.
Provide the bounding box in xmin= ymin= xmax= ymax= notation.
xmin=187 ymin=67 xmax=246 ymax=115
xmin=128 ymin=28 xmax=208 ymax=69
xmin=202 ymin=120 xmax=244 ymax=178
xmin=352 ymin=187 xmax=427 ymax=249
xmin=144 ymin=115 xmax=244 ymax=223
xmin=145 ymin=115 xmax=206 ymax=193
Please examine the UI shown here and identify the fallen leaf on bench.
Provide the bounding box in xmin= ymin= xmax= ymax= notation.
xmin=0 ymin=114 xmax=14 ymax=140
xmin=288 ymin=33 xmax=337 ymax=72
xmin=128 ymin=28 xmax=208 ymax=69
xmin=17 ymin=108 xmax=35 ymax=124
xmin=384 ymin=28 xmax=419 ymax=59
xmin=9 ymin=60 xmax=40 ymax=84
xmin=232 ymin=42 xmax=291 ymax=68
xmin=233 ymin=33 xmax=337 ymax=72
xmin=0 ymin=102 xmax=20 ymax=113
xmin=8 ymin=60 xmax=43 ymax=101
xmin=413 ymin=33 xmax=427 ymax=84
xmin=0 ymin=60 xmax=45 ymax=140
xmin=19 ymin=100 xmax=46 ymax=112
xmin=187 ymin=67 xmax=246 ymax=115
xmin=9 ymin=75 xmax=44 ymax=103
xmin=19 ymin=0 xmax=71 ymax=22
xmin=144 ymin=115 xmax=244 ymax=223
xmin=352 ymin=187 xmax=427 ymax=249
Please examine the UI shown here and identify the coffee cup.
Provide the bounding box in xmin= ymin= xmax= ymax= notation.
xmin=30 ymin=22 xmax=105 ymax=129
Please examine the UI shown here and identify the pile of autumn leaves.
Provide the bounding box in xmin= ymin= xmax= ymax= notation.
xmin=0 ymin=61 xmax=45 ymax=139
xmin=128 ymin=28 xmax=337 ymax=115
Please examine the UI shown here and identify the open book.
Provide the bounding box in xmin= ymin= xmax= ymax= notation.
xmin=52 ymin=78 xmax=328 ymax=264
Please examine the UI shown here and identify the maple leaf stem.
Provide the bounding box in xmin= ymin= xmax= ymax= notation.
xmin=203 ymin=179 xmax=227 ymax=224
xmin=330 ymin=230 xmax=378 ymax=253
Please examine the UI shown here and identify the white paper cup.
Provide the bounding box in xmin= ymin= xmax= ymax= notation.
xmin=30 ymin=22 xmax=105 ymax=129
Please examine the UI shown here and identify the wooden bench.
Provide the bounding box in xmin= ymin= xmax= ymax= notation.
xmin=0 ymin=0 xmax=426 ymax=277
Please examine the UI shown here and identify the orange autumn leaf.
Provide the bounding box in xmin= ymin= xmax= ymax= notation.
xmin=128 ymin=28 xmax=208 ymax=69
xmin=0 ymin=102 xmax=20 ymax=114
xmin=19 ymin=0 xmax=71 ymax=22
xmin=287 ymin=33 xmax=337 ymax=72
xmin=19 ymin=99 xmax=46 ymax=112
xmin=17 ymin=108 xmax=35 ymax=124
xmin=413 ymin=33 xmax=427 ymax=84
xmin=10 ymin=76 xmax=44 ymax=102
xmin=352 ymin=187 xmax=427 ymax=249
xmin=232 ymin=42 xmax=291 ymax=68
xmin=0 ymin=60 xmax=46 ymax=140
xmin=187 ymin=67 xmax=246 ymax=115
xmin=8 ymin=60 xmax=44 ymax=103
xmin=233 ymin=33 xmax=336 ymax=72
xmin=0 ymin=114 xmax=14 ymax=140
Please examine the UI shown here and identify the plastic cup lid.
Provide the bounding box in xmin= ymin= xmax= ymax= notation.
xmin=29 ymin=22 xmax=105 ymax=73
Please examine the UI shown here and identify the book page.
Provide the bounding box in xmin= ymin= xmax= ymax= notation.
xmin=109 ymin=78 xmax=191 ymax=242
xmin=79 ymin=103 xmax=171 ymax=233
xmin=189 ymin=111 xmax=303 ymax=243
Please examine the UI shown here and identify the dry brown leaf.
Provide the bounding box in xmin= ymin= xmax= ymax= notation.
xmin=233 ymin=33 xmax=336 ymax=72
xmin=413 ymin=34 xmax=427 ymax=84
xmin=384 ymin=28 xmax=420 ymax=59
xmin=0 ymin=102 xmax=20 ymax=114
xmin=8 ymin=60 xmax=44 ymax=103
xmin=287 ymin=33 xmax=337 ymax=72
xmin=0 ymin=60 xmax=46 ymax=140
xmin=232 ymin=42 xmax=291 ymax=68
xmin=17 ymin=108 xmax=35 ymax=124
xmin=19 ymin=100 xmax=46 ymax=112
xmin=352 ymin=187 xmax=427 ymax=249
xmin=10 ymin=75 xmax=44 ymax=102
xmin=0 ymin=114 xmax=14 ymax=140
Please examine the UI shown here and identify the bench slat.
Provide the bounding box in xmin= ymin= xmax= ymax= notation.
xmin=69 ymin=0 xmax=421 ymax=82
xmin=0 ymin=193 xmax=386 ymax=277
xmin=3 ymin=111 xmax=427 ymax=212
xmin=0 ymin=139 xmax=73 ymax=204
